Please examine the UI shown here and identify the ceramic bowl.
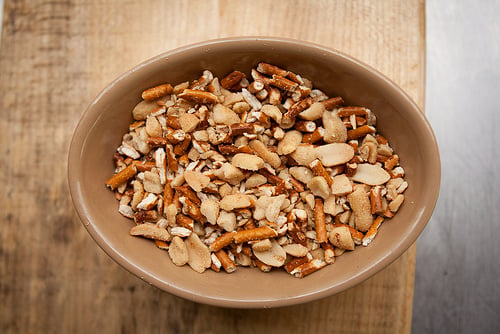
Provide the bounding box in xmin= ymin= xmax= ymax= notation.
xmin=68 ymin=37 xmax=440 ymax=308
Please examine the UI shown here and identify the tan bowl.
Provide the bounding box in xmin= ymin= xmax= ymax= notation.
xmin=68 ymin=37 xmax=440 ymax=308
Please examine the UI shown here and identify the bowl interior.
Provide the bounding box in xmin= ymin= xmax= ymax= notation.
xmin=68 ymin=37 xmax=440 ymax=307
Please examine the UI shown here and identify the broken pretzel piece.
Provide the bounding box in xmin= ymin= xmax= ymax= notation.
xmin=105 ymin=164 xmax=137 ymax=190
xmin=221 ymin=71 xmax=246 ymax=91
xmin=347 ymin=125 xmax=375 ymax=140
xmin=107 ymin=62 xmax=408 ymax=278
xmin=290 ymin=259 xmax=327 ymax=278
xmin=215 ymin=249 xmax=237 ymax=273
xmin=209 ymin=231 xmax=236 ymax=252
xmin=141 ymin=83 xmax=173 ymax=101
xmin=233 ymin=226 xmax=278 ymax=243
xmin=362 ymin=216 xmax=384 ymax=246
xmin=314 ymin=198 xmax=328 ymax=243
xmin=178 ymin=89 xmax=218 ymax=104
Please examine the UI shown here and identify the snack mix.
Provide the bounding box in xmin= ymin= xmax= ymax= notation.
xmin=105 ymin=63 xmax=408 ymax=277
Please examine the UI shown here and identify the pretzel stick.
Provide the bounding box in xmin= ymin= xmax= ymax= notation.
xmin=347 ymin=125 xmax=375 ymax=140
xmin=337 ymin=106 xmax=367 ymax=117
xmin=215 ymin=249 xmax=237 ymax=273
xmin=141 ymin=83 xmax=173 ymax=101
xmin=310 ymin=159 xmax=333 ymax=187
xmin=209 ymin=231 xmax=236 ymax=252
xmin=233 ymin=226 xmax=277 ymax=244
xmin=105 ymin=164 xmax=137 ymax=190
xmin=290 ymin=259 xmax=326 ymax=278
xmin=132 ymin=160 xmax=155 ymax=172
xmin=314 ymin=198 xmax=328 ymax=243
xmin=321 ymin=97 xmax=344 ymax=110
xmin=362 ymin=216 xmax=385 ymax=246
xmin=302 ymin=127 xmax=325 ymax=144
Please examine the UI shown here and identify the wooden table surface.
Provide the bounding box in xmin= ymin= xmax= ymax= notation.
xmin=0 ymin=1 xmax=425 ymax=333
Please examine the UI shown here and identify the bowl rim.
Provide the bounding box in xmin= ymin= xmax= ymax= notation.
xmin=68 ymin=36 xmax=441 ymax=308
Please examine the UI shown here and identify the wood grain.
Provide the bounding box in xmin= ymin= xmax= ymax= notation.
xmin=0 ymin=1 xmax=424 ymax=333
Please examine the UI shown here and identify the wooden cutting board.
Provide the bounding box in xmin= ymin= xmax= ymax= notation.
xmin=0 ymin=1 xmax=424 ymax=333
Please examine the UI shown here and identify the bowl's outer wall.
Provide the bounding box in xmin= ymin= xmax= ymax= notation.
xmin=68 ymin=38 xmax=440 ymax=307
